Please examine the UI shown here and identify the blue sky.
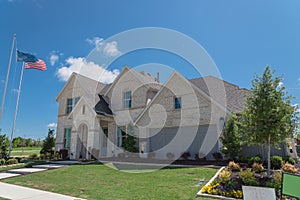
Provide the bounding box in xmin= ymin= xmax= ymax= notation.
xmin=0 ymin=0 xmax=300 ymax=139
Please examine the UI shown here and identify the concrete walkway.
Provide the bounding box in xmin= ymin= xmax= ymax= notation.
xmin=0 ymin=163 xmax=85 ymax=200
xmin=0 ymin=182 xmax=84 ymax=200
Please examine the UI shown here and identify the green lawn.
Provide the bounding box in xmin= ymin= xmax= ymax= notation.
xmin=10 ymin=147 xmax=41 ymax=157
xmin=0 ymin=163 xmax=27 ymax=172
xmin=2 ymin=163 xmax=217 ymax=200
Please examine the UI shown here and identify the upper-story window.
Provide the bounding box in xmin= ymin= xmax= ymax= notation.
xmin=123 ymin=91 xmax=132 ymax=109
xmin=174 ymin=97 xmax=182 ymax=109
xmin=66 ymin=97 xmax=80 ymax=114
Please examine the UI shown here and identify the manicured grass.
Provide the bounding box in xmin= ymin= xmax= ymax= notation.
xmin=10 ymin=147 xmax=41 ymax=157
xmin=2 ymin=163 xmax=217 ymax=200
xmin=0 ymin=164 xmax=27 ymax=172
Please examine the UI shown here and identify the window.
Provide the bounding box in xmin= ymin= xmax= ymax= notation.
xmin=66 ymin=97 xmax=80 ymax=114
xmin=64 ymin=128 xmax=71 ymax=149
xmin=123 ymin=91 xmax=132 ymax=109
xmin=117 ymin=127 xmax=126 ymax=147
xmin=82 ymin=105 xmax=85 ymax=115
xmin=67 ymin=98 xmax=73 ymax=114
xmin=174 ymin=97 xmax=182 ymax=109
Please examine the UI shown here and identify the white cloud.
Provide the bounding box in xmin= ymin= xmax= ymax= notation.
xmin=56 ymin=57 xmax=119 ymax=84
xmin=49 ymin=51 xmax=63 ymax=66
xmin=103 ymin=41 xmax=121 ymax=56
xmin=86 ymin=37 xmax=103 ymax=50
xmin=278 ymin=81 xmax=283 ymax=87
xmin=50 ymin=54 xmax=59 ymax=66
xmin=11 ymin=88 xmax=19 ymax=93
xmin=47 ymin=123 xmax=57 ymax=128
xmin=86 ymin=37 xmax=121 ymax=57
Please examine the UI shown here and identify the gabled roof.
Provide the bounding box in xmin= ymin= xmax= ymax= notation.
xmin=67 ymin=96 xmax=96 ymax=119
xmin=94 ymin=94 xmax=113 ymax=116
xmin=56 ymin=72 xmax=106 ymax=101
xmin=189 ymin=76 xmax=250 ymax=113
xmin=134 ymin=71 xmax=230 ymax=125
xmin=104 ymin=65 xmax=160 ymax=97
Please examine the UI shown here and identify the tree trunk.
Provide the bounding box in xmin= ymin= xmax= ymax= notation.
xmin=267 ymin=134 xmax=271 ymax=178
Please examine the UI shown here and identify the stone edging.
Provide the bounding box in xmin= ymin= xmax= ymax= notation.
xmin=196 ymin=166 xmax=242 ymax=200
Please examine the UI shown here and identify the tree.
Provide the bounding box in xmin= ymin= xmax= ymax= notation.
xmin=242 ymin=66 xmax=298 ymax=177
xmin=0 ymin=129 xmax=9 ymax=159
xmin=40 ymin=129 xmax=56 ymax=155
xmin=12 ymin=137 xmax=22 ymax=148
xmin=220 ymin=113 xmax=242 ymax=160
xmin=122 ymin=123 xmax=138 ymax=153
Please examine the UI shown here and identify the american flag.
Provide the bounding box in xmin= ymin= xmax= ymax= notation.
xmin=25 ymin=59 xmax=47 ymax=71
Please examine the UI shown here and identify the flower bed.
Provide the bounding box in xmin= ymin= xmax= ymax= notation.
xmin=197 ymin=161 xmax=300 ymax=199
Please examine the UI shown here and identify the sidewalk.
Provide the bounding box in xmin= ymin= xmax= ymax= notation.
xmin=0 ymin=182 xmax=84 ymax=200
xmin=0 ymin=163 xmax=85 ymax=200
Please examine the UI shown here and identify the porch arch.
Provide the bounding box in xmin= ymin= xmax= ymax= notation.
xmin=76 ymin=123 xmax=88 ymax=159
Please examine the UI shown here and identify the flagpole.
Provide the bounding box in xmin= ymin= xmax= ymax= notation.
xmin=0 ymin=34 xmax=17 ymax=122
xmin=8 ymin=62 xmax=25 ymax=158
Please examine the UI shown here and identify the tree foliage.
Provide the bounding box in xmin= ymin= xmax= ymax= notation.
xmin=220 ymin=113 xmax=242 ymax=160
xmin=122 ymin=123 xmax=138 ymax=153
xmin=40 ymin=129 xmax=56 ymax=154
xmin=12 ymin=136 xmax=43 ymax=148
xmin=242 ymin=66 xmax=298 ymax=176
xmin=0 ymin=129 xmax=9 ymax=159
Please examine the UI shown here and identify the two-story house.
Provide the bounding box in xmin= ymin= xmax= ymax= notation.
xmin=55 ymin=66 xmax=297 ymax=160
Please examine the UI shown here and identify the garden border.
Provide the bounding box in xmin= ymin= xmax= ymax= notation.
xmin=196 ymin=166 xmax=242 ymax=200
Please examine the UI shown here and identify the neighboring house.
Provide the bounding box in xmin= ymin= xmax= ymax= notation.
xmin=55 ymin=66 xmax=297 ymax=160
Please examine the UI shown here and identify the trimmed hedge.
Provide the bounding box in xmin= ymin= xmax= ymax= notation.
xmin=6 ymin=158 xmax=18 ymax=165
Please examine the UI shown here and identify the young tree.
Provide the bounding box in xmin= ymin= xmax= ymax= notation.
xmin=0 ymin=130 xmax=9 ymax=159
xmin=122 ymin=123 xmax=138 ymax=153
xmin=220 ymin=113 xmax=242 ymax=160
xmin=242 ymin=66 xmax=298 ymax=177
xmin=40 ymin=129 xmax=56 ymax=155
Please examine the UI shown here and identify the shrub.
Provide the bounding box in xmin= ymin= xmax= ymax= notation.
xmin=282 ymin=162 xmax=298 ymax=174
xmin=239 ymin=169 xmax=258 ymax=186
xmin=14 ymin=157 xmax=24 ymax=163
xmin=166 ymin=152 xmax=174 ymax=160
xmin=45 ymin=153 xmax=52 ymax=159
xmin=6 ymin=158 xmax=18 ymax=165
xmin=53 ymin=152 xmax=59 ymax=160
xmin=271 ymin=156 xmax=284 ymax=169
xmin=212 ymin=152 xmax=223 ymax=160
xmin=248 ymin=156 xmax=262 ymax=165
xmin=284 ymin=157 xmax=296 ymax=165
xmin=39 ymin=154 xmax=46 ymax=160
xmin=266 ymin=171 xmax=282 ymax=190
xmin=228 ymin=161 xmax=241 ymax=171
xmin=180 ymin=152 xmax=190 ymax=159
xmin=265 ymin=181 xmax=280 ymax=190
xmin=29 ymin=153 xmax=39 ymax=160
xmin=0 ymin=158 xmax=5 ymax=165
xmin=219 ymin=168 xmax=231 ymax=183
xmin=239 ymin=156 xmax=250 ymax=163
xmin=273 ymin=171 xmax=282 ymax=185
xmin=252 ymin=162 xmax=264 ymax=173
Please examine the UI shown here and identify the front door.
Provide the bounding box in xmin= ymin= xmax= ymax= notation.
xmin=101 ymin=127 xmax=108 ymax=156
